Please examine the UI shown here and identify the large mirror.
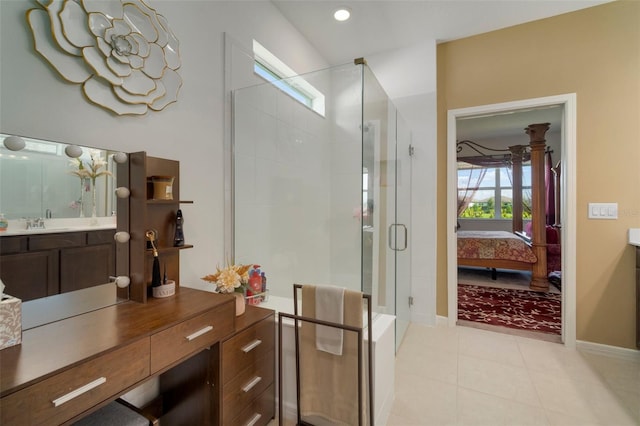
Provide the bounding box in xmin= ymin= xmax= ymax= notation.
xmin=0 ymin=134 xmax=118 ymax=221
xmin=0 ymin=134 xmax=129 ymax=330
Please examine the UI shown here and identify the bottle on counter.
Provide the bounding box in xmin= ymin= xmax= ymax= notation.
xmin=173 ymin=209 xmax=184 ymax=247
xmin=0 ymin=214 xmax=7 ymax=231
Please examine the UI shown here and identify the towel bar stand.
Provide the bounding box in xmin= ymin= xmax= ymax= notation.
xmin=278 ymin=284 xmax=374 ymax=426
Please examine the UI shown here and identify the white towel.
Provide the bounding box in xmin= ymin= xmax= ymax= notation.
xmin=315 ymin=285 xmax=345 ymax=355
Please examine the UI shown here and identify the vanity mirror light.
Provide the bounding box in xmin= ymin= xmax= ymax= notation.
xmin=0 ymin=134 xmax=130 ymax=329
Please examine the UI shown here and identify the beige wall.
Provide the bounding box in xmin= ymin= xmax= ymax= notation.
xmin=437 ymin=1 xmax=640 ymax=349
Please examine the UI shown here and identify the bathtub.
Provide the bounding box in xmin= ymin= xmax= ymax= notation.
xmin=260 ymin=295 xmax=395 ymax=425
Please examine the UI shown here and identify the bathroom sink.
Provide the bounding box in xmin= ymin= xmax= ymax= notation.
xmin=1 ymin=227 xmax=71 ymax=236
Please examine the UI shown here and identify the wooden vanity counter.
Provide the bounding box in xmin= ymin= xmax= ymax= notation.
xmin=0 ymin=287 xmax=236 ymax=425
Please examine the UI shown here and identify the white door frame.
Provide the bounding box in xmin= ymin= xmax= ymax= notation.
xmin=446 ymin=94 xmax=577 ymax=348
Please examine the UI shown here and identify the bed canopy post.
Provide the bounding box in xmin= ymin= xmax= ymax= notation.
xmin=526 ymin=123 xmax=549 ymax=292
xmin=509 ymin=145 xmax=526 ymax=233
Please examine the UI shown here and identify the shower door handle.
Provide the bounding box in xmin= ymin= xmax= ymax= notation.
xmin=388 ymin=224 xmax=408 ymax=251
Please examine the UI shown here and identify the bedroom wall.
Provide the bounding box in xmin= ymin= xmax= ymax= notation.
xmin=437 ymin=0 xmax=640 ymax=349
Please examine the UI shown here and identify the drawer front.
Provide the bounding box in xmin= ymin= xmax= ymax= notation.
xmin=227 ymin=384 xmax=275 ymax=426
xmin=87 ymin=229 xmax=116 ymax=245
xmin=0 ymin=338 xmax=149 ymax=425
xmin=222 ymin=350 xmax=275 ymax=424
xmin=222 ymin=315 xmax=275 ymax=384
xmin=0 ymin=236 xmax=27 ymax=254
xmin=150 ymin=302 xmax=234 ymax=373
xmin=29 ymin=232 xmax=85 ymax=250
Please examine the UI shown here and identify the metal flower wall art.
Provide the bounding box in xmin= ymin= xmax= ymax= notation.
xmin=27 ymin=0 xmax=182 ymax=115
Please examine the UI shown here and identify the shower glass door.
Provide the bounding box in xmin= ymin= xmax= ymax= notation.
xmin=394 ymin=112 xmax=412 ymax=351
xmin=362 ymin=65 xmax=412 ymax=350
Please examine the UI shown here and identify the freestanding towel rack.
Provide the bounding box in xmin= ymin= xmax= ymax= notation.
xmin=278 ymin=284 xmax=374 ymax=425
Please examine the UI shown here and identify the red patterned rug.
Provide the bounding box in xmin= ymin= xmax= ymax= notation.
xmin=458 ymin=284 xmax=562 ymax=335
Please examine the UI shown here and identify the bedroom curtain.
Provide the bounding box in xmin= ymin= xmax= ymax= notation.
xmin=457 ymin=164 xmax=488 ymax=216
xmin=545 ymin=151 xmax=555 ymax=225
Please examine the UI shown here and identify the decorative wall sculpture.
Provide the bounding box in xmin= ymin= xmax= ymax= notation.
xmin=27 ymin=0 xmax=182 ymax=115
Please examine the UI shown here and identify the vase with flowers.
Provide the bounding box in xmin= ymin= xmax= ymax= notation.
xmin=68 ymin=150 xmax=112 ymax=223
xmin=202 ymin=262 xmax=251 ymax=316
xmin=69 ymin=158 xmax=89 ymax=217
xmin=86 ymin=150 xmax=112 ymax=224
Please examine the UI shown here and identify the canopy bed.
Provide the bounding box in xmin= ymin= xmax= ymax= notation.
xmin=457 ymin=123 xmax=560 ymax=292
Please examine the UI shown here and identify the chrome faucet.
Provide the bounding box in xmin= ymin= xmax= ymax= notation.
xmin=26 ymin=217 xmax=46 ymax=230
xmin=45 ymin=208 xmax=52 ymax=219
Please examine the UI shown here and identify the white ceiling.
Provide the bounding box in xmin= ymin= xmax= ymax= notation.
xmin=271 ymin=0 xmax=612 ymax=66
xmin=271 ymin=0 xmax=601 ymax=141
xmin=456 ymin=105 xmax=563 ymax=141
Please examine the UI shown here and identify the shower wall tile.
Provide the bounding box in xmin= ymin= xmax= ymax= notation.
xmin=276 ymin=91 xmax=295 ymax=125
xmin=251 ymin=83 xmax=277 ymax=117
xmin=253 ymin=111 xmax=278 ymax=161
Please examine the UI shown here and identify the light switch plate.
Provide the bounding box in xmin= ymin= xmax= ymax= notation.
xmin=588 ymin=203 xmax=618 ymax=219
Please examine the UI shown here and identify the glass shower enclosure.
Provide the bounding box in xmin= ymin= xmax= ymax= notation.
xmin=233 ymin=60 xmax=412 ymax=350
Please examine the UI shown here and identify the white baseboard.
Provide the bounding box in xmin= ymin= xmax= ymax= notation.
xmin=436 ymin=315 xmax=449 ymax=326
xmin=576 ymin=340 xmax=640 ymax=362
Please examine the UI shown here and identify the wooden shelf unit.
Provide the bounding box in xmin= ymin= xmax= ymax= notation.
xmin=127 ymin=152 xmax=192 ymax=303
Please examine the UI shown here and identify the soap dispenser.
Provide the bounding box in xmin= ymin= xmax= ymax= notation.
xmin=0 ymin=213 xmax=7 ymax=231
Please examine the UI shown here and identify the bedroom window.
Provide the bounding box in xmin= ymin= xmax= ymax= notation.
xmin=457 ymin=164 xmax=532 ymax=220
xmin=252 ymin=40 xmax=325 ymax=117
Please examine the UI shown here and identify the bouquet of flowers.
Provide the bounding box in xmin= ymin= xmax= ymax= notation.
xmin=202 ymin=262 xmax=251 ymax=294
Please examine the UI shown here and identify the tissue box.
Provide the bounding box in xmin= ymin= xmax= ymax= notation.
xmin=0 ymin=295 xmax=22 ymax=350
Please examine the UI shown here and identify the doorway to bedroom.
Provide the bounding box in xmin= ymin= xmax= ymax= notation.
xmin=446 ymin=95 xmax=577 ymax=346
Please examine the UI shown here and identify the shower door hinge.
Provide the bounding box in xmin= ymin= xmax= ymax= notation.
xmin=408 ymin=296 xmax=414 ymax=307
xmin=408 ymin=144 xmax=415 ymax=157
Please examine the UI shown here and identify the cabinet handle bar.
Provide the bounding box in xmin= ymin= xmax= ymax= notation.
xmin=52 ymin=377 xmax=106 ymax=407
xmin=241 ymin=376 xmax=262 ymax=393
xmin=245 ymin=413 xmax=262 ymax=426
xmin=241 ymin=339 xmax=262 ymax=353
xmin=186 ymin=325 xmax=213 ymax=341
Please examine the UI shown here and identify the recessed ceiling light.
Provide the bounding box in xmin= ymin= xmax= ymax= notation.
xmin=334 ymin=7 xmax=351 ymax=22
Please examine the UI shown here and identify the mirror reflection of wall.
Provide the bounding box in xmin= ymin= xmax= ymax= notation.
xmin=0 ymin=134 xmax=117 ymax=219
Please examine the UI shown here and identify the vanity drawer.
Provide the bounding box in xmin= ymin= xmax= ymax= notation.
xmin=0 ymin=338 xmax=150 ymax=425
xmin=222 ymin=315 xmax=275 ymax=385
xmin=87 ymin=229 xmax=116 ymax=245
xmin=29 ymin=232 xmax=85 ymax=250
xmin=227 ymin=384 xmax=275 ymax=426
xmin=150 ymin=301 xmax=234 ymax=373
xmin=222 ymin=350 xmax=275 ymax=424
xmin=0 ymin=236 xmax=27 ymax=254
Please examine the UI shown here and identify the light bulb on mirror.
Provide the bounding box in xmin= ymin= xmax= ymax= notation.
xmin=114 ymin=187 xmax=130 ymax=198
xmin=114 ymin=231 xmax=130 ymax=243
xmin=3 ymin=136 xmax=26 ymax=151
xmin=110 ymin=275 xmax=131 ymax=288
xmin=113 ymin=152 xmax=127 ymax=164
xmin=65 ymin=145 xmax=83 ymax=158
xmin=114 ymin=276 xmax=131 ymax=288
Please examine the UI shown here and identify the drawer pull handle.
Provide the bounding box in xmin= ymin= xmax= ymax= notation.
xmin=242 ymin=376 xmax=262 ymax=393
xmin=52 ymin=377 xmax=106 ymax=407
xmin=241 ymin=339 xmax=262 ymax=353
xmin=186 ymin=325 xmax=213 ymax=341
xmin=245 ymin=413 xmax=262 ymax=426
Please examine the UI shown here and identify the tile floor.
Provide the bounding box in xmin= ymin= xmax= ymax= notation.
xmin=387 ymin=323 xmax=640 ymax=426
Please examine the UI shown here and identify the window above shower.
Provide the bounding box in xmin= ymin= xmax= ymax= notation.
xmin=253 ymin=40 xmax=325 ymax=117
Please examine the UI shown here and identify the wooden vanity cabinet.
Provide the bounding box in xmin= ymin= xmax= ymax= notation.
xmin=216 ymin=306 xmax=276 ymax=426
xmin=0 ymin=287 xmax=235 ymax=426
xmin=0 ymin=229 xmax=115 ymax=301
xmin=636 ymin=247 xmax=639 ymax=348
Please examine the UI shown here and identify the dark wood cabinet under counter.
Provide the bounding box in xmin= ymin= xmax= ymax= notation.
xmin=0 ymin=228 xmax=116 ymax=301
xmin=0 ymin=287 xmax=235 ymax=425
